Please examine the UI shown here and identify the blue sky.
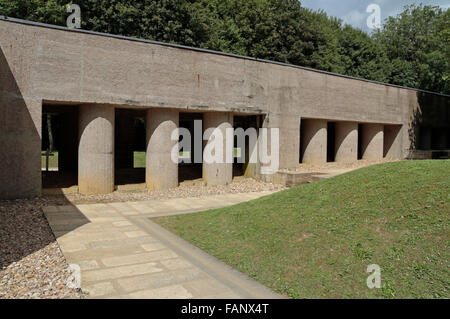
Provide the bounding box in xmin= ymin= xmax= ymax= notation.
xmin=301 ymin=0 xmax=450 ymax=32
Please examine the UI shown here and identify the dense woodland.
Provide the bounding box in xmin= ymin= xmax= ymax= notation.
xmin=1 ymin=0 xmax=448 ymax=94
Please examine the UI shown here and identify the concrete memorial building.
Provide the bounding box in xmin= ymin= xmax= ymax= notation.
xmin=1 ymin=17 xmax=449 ymax=199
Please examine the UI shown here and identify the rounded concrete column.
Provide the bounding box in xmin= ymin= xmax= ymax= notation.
xmin=78 ymin=104 xmax=115 ymax=194
xmin=301 ymin=119 xmax=327 ymax=164
xmin=335 ymin=122 xmax=358 ymax=163
xmin=146 ymin=108 xmax=179 ymax=190
xmin=203 ymin=112 xmax=233 ymax=186
xmin=361 ymin=123 xmax=384 ymax=160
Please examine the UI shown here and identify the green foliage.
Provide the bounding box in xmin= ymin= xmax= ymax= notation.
xmin=338 ymin=25 xmax=391 ymax=82
xmin=0 ymin=1 xmax=448 ymax=94
xmin=374 ymin=4 xmax=449 ymax=93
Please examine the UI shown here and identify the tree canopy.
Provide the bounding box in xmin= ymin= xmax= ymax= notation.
xmin=1 ymin=1 xmax=448 ymax=94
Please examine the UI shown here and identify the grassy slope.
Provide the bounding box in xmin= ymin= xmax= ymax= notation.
xmin=155 ymin=161 xmax=450 ymax=298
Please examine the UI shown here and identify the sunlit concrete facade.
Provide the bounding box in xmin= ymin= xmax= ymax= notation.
xmin=1 ymin=17 xmax=449 ymax=199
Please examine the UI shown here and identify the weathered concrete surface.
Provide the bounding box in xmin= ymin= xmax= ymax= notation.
xmin=43 ymin=191 xmax=284 ymax=299
xmin=78 ymin=104 xmax=115 ymax=194
xmin=0 ymin=46 xmax=41 ymax=199
xmin=0 ymin=18 xmax=449 ymax=198
xmin=203 ymin=112 xmax=233 ymax=185
xmin=262 ymin=115 xmax=299 ymax=170
xmin=335 ymin=122 xmax=358 ymax=163
xmin=146 ymin=108 xmax=179 ymax=190
xmin=361 ymin=124 xmax=384 ymax=160
xmin=301 ymin=119 xmax=327 ymax=164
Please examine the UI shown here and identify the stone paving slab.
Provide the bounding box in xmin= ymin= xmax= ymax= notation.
xmin=43 ymin=191 xmax=285 ymax=299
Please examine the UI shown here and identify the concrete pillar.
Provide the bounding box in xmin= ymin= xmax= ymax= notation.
xmin=301 ymin=119 xmax=327 ymax=164
xmin=203 ymin=112 xmax=233 ymax=185
xmin=146 ymin=108 xmax=178 ymax=190
xmin=335 ymin=122 xmax=358 ymax=163
xmin=78 ymin=104 xmax=115 ymax=194
xmin=361 ymin=123 xmax=384 ymax=160
xmin=263 ymin=114 xmax=299 ymax=170
xmin=384 ymin=125 xmax=402 ymax=159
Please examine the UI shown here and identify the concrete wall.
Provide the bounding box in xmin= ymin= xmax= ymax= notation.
xmin=0 ymin=43 xmax=41 ymax=199
xmin=0 ymin=18 xmax=449 ymax=198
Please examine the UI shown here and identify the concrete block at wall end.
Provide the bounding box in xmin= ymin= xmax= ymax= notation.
xmin=361 ymin=123 xmax=384 ymax=160
xmin=335 ymin=122 xmax=358 ymax=163
xmin=78 ymin=104 xmax=115 ymax=195
xmin=384 ymin=125 xmax=403 ymax=159
xmin=0 ymin=98 xmax=42 ymax=199
xmin=301 ymin=119 xmax=327 ymax=164
xmin=203 ymin=112 xmax=233 ymax=185
xmin=146 ymin=108 xmax=179 ymax=190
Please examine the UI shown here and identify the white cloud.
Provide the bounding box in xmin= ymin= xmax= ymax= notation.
xmin=342 ymin=9 xmax=367 ymax=28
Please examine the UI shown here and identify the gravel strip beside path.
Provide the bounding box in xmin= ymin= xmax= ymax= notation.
xmin=57 ymin=178 xmax=286 ymax=205
xmin=0 ymin=198 xmax=85 ymax=299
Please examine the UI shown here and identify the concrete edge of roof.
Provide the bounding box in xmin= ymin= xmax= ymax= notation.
xmin=1 ymin=15 xmax=449 ymax=99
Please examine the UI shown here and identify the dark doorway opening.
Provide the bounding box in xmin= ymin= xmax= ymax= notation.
xmin=179 ymin=112 xmax=203 ymax=183
xmin=299 ymin=119 xmax=305 ymax=163
xmin=357 ymin=124 xmax=363 ymax=160
xmin=327 ymin=122 xmax=336 ymax=162
xmin=431 ymin=127 xmax=448 ymax=150
xmin=114 ymin=109 xmax=146 ymax=186
xmin=41 ymin=104 xmax=79 ymax=189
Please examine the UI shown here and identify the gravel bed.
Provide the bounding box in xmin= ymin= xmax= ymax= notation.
xmin=58 ymin=177 xmax=287 ymax=204
xmin=0 ymin=198 xmax=85 ymax=299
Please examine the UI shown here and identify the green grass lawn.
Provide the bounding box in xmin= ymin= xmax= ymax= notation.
xmin=155 ymin=160 xmax=450 ymax=298
xmin=134 ymin=151 xmax=146 ymax=168
xmin=41 ymin=151 xmax=58 ymax=169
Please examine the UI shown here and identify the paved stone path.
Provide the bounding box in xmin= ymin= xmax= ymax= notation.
xmin=43 ymin=191 xmax=285 ymax=299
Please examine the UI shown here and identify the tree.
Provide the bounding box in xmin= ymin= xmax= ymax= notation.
xmin=374 ymin=4 xmax=449 ymax=94
xmin=338 ymin=25 xmax=391 ymax=82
